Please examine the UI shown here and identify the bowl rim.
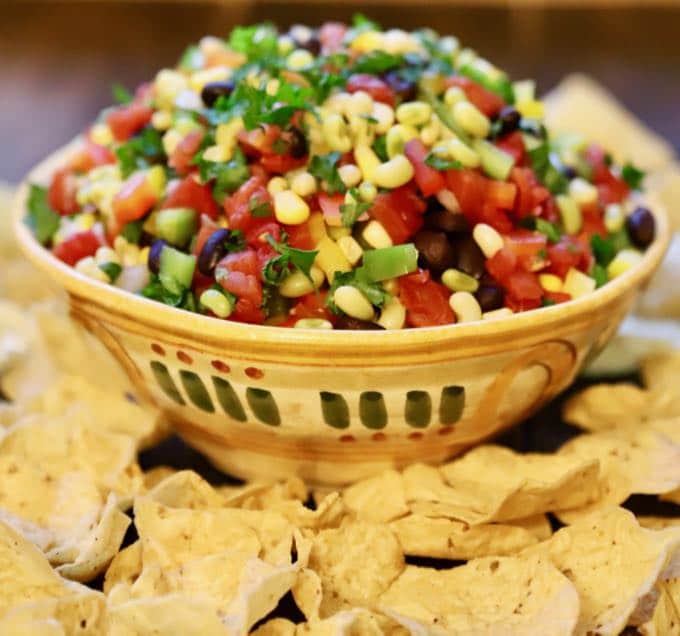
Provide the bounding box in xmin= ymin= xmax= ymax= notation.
xmin=13 ymin=137 xmax=671 ymax=357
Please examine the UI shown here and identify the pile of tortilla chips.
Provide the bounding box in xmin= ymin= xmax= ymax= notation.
xmin=3 ymin=76 xmax=680 ymax=634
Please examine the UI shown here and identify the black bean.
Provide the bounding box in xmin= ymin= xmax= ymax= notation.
xmin=496 ymin=106 xmax=521 ymax=137
xmin=626 ymin=206 xmax=656 ymax=248
xmin=287 ymin=127 xmax=308 ymax=159
xmin=475 ymin=285 xmax=505 ymax=312
xmin=201 ymin=80 xmax=235 ymax=107
xmin=295 ymin=35 xmax=321 ymax=56
xmin=414 ymin=231 xmax=456 ymax=274
xmin=453 ymin=236 xmax=486 ymax=279
xmin=197 ymin=229 xmax=232 ymax=276
xmin=148 ymin=239 xmax=167 ymax=275
xmin=335 ymin=316 xmax=384 ymax=330
xmin=425 ymin=207 xmax=470 ymax=234
xmin=383 ymin=71 xmax=417 ymax=102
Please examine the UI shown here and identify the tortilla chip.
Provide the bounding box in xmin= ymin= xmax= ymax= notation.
xmin=262 ymin=492 xmax=346 ymax=531
xmin=146 ymin=470 xmax=225 ymax=509
xmin=643 ymin=352 xmax=680 ymax=395
xmin=143 ymin=466 xmax=177 ymax=490
xmin=295 ymin=609 xmax=390 ymax=635
xmin=558 ymin=429 xmax=680 ymax=522
xmin=511 ymin=514 xmax=553 ymax=541
xmin=308 ymin=519 xmax=404 ymax=617
xmin=543 ymin=73 xmax=675 ymax=171
xmin=640 ymin=577 xmax=680 ymax=636
xmin=638 ymin=517 xmax=680 ymax=531
xmin=293 ymin=568 xmax=324 ymax=622
xmin=379 ymin=554 xmax=578 ymax=635
xmin=389 ymin=514 xmax=538 ymax=560
xmin=526 ymin=507 xmax=680 ymax=636
xmin=104 ymin=541 xmax=143 ymax=595
xmin=342 ymin=470 xmax=409 ymax=524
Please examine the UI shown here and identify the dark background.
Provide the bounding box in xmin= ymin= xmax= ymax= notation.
xmin=2 ymin=1 xmax=680 ymax=183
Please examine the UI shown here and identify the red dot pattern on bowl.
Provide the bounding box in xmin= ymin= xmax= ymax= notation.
xmin=211 ymin=360 xmax=231 ymax=373
xmin=177 ymin=351 xmax=193 ymax=365
xmin=438 ymin=426 xmax=455 ymax=436
xmin=408 ymin=431 xmax=424 ymax=440
xmin=151 ymin=343 xmax=165 ymax=356
xmin=245 ymin=367 xmax=264 ymax=379
xmin=371 ymin=432 xmax=386 ymax=441
xmin=339 ymin=434 xmax=355 ymax=443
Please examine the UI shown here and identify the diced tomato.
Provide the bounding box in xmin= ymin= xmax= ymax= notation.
xmin=71 ymin=140 xmax=115 ymax=173
xmin=505 ymin=296 xmax=542 ymax=312
xmin=215 ymin=249 xmax=263 ymax=307
xmin=505 ymin=270 xmax=543 ymax=303
xmin=545 ymin=291 xmax=572 ymax=305
xmin=134 ymin=82 xmax=154 ymax=105
xmin=254 ymin=242 xmax=279 ymax=274
xmin=399 ymin=270 xmax=455 ymax=327
xmin=369 ymin=185 xmax=426 ymax=244
xmin=224 ymin=175 xmax=271 ymax=233
xmin=485 ymin=180 xmax=518 ymax=210
xmin=509 ymin=167 xmax=550 ymax=219
xmin=317 ymin=192 xmax=344 ymax=226
xmin=289 ymin=292 xmax=334 ymax=323
xmin=444 ymin=169 xmax=486 ymax=218
xmin=48 ymin=168 xmax=79 ymax=215
xmin=192 ymin=215 xmax=219 ymax=256
xmin=404 ymin=139 xmax=446 ymax=197
xmin=106 ymin=102 xmax=153 ymax=142
xmin=244 ymin=219 xmax=282 ymax=246
xmin=113 ymin=172 xmax=158 ymax=224
xmin=52 ymin=230 xmax=101 ymax=266
xmin=163 ymin=176 xmax=220 ymax=220
xmin=230 ymin=297 xmax=266 ymax=324
xmin=586 ymin=144 xmax=630 ymax=205
xmin=238 ymin=125 xmax=307 ymax=174
xmin=495 ymin=132 xmax=526 ymax=166
xmin=169 ymin=130 xmax=204 ymax=176
xmin=504 ymin=231 xmax=548 ymax=273
xmin=346 ymin=74 xmax=395 ymax=107
xmin=546 ymin=237 xmax=585 ymax=278
xmin=444 ymin=76 xmax=505 ymax=118
xmin=319 ymin=22 xmax=347 ymax=54
xmin=192 ymin=270 xmax=215 ymax=298
xmin=485 ymin=247 xmax=517 ymax=284
xmin=260 ymin=153 xmax=307 ymax=174
xmin=285 ymin=221 xmax=317 ymax=250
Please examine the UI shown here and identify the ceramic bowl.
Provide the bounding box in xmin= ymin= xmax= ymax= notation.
xmin=13 ymin=140 xmax=670 ymax=485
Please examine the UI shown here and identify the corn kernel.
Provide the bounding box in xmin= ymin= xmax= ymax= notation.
xmin=383 ymin=29 xmax=421 ymax=55
xmin=95 ymin=246 xmax=120 ymax=267
xmin=449 ymin=291 xmax=482 ymax=323
xmin=138 ymin=246 xmax=150 ymax=265
xmin=354 ymin=145 xmax=381 ymax=182
xmin=556 ymin=195 xmax=583 ymax=235
xmin=202 ymin=144 xmax=231 ymax=163
xmin=539 ymin=273 xmax=563 ymax=293
xmin=266 ymin=78 xmax=280 ymax=96
xmin=327 ymin=225 xmax=352 ymax=240
xmin=568 ymin=178 xmax=598 ymax=206
xmin=286 ymin=49 xmax=314 ymax=70
xmin=294 ymin=318 xmax=333 ymax=330
xmin=273 ymin=190 xmax=310 ymax=225
xmin=363 ymin=220 xmax=393 ymax=249
xmin=347 ymin=91 xmax=374 ymax=116
xmin=267 ymin=177 xmax=289 ymax=196
xmin=382 ymin=278 xmax=399 ymax=295
xmin=154 ymin=69 xmax=188 ymax=110
xmin=604 ymin=204 xmax=625 ymax=233
xmin=290 ymin=172 xmax=317 ymax=197
xmin=473 ymin=223 xmax=503 ymax=258
xmin=75 ymin=213 xmax=96 ymax=231
xmin=199 ymin=288 xmax=233 ymax=318
xmin=372 ymin=154 xmax=415 ymax=189
xmin=146 ymin=165 xmax=167 ymax=198
xmin=338 ymin=164 xmax=362 ymax=188
xmin=351 ymin=31 xmax=384 ymax=53
xmin=372 ymin=102 xmax=395 ymax=134
xmin=336 ymin=235 xmax=364 ymax=265
xmin=607 ymin=249 xmax=643 ymax=279
xmin=151 ymin=110 xmax=173 ymax=131
xmin=75 ymin=256 xmax=110 ymax=283
xmin=444 ymin=86 xmax=466 ymax=106
xmin=358 ymin=181 xmax=377 ymax=203
xmin=277 ymin=35 xmax=295 ymax=55
xmin=436 ymin=189 xmax=461 ymax=213
xmin=452 ymin=100 xmax=491 ymax=138
xmin=174 ymin=88 xmax=202 ymax=112
xmin=419 ymin=119 xmax=441 ymax=146
xmin=322 ymin=114 xmax=352 ymax=153
xmin=315 ymin=236 xmax=352 ymax=283
xmin=333 ymin=285 xmax=375 ymax=321
xmin=377 ymin=297 xmax=406 ymax=330
xmin=562 ymin=267 xmax=596 ymax=298
xmin=189 ymin=66 xmax=230 ymax=93
xmin=279 ymin=266 xmax=324 ymax=298
xmin=442 ymin=268 xmax=479 ymax=293
xmin=162 ymin=129 xmax=183 ymax=156
xmin=396 ymin=101 xmax=432 ymax=127
xmin=516 ymin=99 xmax=545 ymax=120
xmin=215 ymin=117 xmax=244 ymax=148
xmin=447 ymin=138 xmax=480 ymax=168
xmin=90 ymin=123 xmax=113 ymax=147
xmin=385 ymin=124 xmax=418 ymax=159
xmin=482 ymin=307 xmax=514 ymax=321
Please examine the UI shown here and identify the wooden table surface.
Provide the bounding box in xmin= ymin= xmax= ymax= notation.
xmin=1 ymin=1 xmax=679 ymax=183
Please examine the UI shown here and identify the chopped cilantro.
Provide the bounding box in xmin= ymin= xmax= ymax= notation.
xmin=352 ymin=13 xmax=381 ymax=31
xmin=541 ymin=297 xmax=556 ymax=307
xmin=340 ymin=188 xmax=372 ymax=227
xmin=120 ymin=220 xmax=145 ymax=244
xmin=372 ymin=135 xmax=389 ymax=162
xmin=534 ymin=218 xmax=562 ymax=243
xmin=249 ymin=198 xmax=273 ymax=218
xmin=360 ymin=114 xmax=378 ymax=124
xmin=25 ymin=184 xmax=60 ymax=245
xmin=308 ymin=152 xmax=346 ymax=195
xmin=111 ymin=83 xmax=133 ymax=105
xmin=528 ymin=144 xmax=568 ymax=195
xmin=591 ymin=234 xmax=616 ymax=266
xmin=424 ymin=153 xmax=462 ymax=171
xmin=178 ymin=44 xmax=202 ymax=71
xmin=621 ymin=162 xmax=646 ymax=190
xmin=265 ymin=236 xmax=319 ymax=282
xmin=351 ymin=51 xmax=404 ymax=75
xmin=141 ymin=274 xmax=193 ymax=309
xmin=229 ymin=23 xmax=278 ymax=62
xmin=115 ymin=126 xmax=165 ymax=178
xmin=326 ymin=267 xmax=389 ymax=313
xmin=99 ymin=262 xmax=122 ymax=282
xmin=591 ymin=263 xmax=608 ymax=288
xmin=196 ymin=147 xmax=250 ymax=202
